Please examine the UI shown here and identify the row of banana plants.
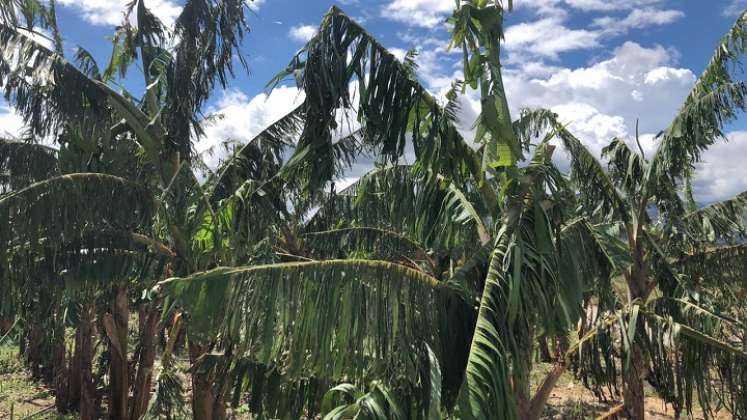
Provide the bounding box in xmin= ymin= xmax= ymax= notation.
xmin=1 ymin=1 xmax=746 ymax=419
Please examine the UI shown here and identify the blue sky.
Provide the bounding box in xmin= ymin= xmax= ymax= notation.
xmin=2 ymin=0 xmax=747 ymax=203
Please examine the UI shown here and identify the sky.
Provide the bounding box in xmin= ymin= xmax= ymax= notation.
xmin=2 ymin=0 xmax=747 ymax=203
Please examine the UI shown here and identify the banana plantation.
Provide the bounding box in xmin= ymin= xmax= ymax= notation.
xmin=0 ymin=0 xmax=746 ymax=419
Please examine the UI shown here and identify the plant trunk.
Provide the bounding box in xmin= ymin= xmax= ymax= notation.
xmin=26 ymin=320 xmax=44 ymax=379
xmin=513 ymin=327 xmax=535 ymax=420
xmin=520 ymin=364 xmax=566 ymax=420
xmin=106 ymin=282 xmax=129 ymax=420
xmin=41 ymin=326 xmax=58 ymax=384
xmin=189 ymin=340 xmax=226 ymax=420
xmin=623 ymin=344 xmax=646 ymax=420
xmin=624 ymin=257 xmax=649 ymax=420
xmin=80 ymin=303 xmax=97 ymax=420
xmin=53 ymin=322 xmax=70 ymax=412
xmin=129 ymin=304 xmax=160 ymax=420
xmin=68 ymin=325 xmax=82 ymax=409
xmin=0 ymin=316 xmax=13 ymax=335
xmin=538 ymin=334 xmax=553 ymax=362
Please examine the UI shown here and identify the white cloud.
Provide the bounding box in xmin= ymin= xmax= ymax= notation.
xmin=436 ymin=38 xmax=743 ymax=203
xmin=381 ymin=0 xmax=453 ymax=28
xmin=500 ymin=42 xmax=694 ymax=135
xmin=58 ymin=0 xmax=181 ymax=26
xmin=503 ymin=4 xmax=683 ymax=59
xmin=488 ymin=40 xmax=745 ymax=203
xmin=594 ymin=8 xmax=684 ymax=35
xmin=564 ymin=0 xmax=664 ymax=11
xmin=391 ymin=29 xmax=691 ymax=163
xmin=340 ymin=36 xmax=713 ymax=191
xmin=724 ymin=0 xmax=747 ymax=16
xmin=619 ymin=7 xmax=684 ymax=27
xmin=552 ymin=102 xmax=628 ymax=151
xmin=563 ymin=0 xmax=620 ymax=10
xmin=248 ymin=0 xmax=265 ymax=12
xmin=380 ymin=0 xmax=682 ymax=39
xmin=389 ymin=48 xmax=409 ymax=62
xmin=196 ymin=86 xmax=305 ymax=169
xmin=504 ymin=17 xmax=600 ymax=58
xmin=453 ymin=41 xmax=695 ymax=178
xmin=513 ymin=0 xmax=565 ymax=16
xmin=288 ymin=24 xmax=317 ymax=43
xmin=516 ymin=61 xmax=564 ymax=78
xmin=381 ymin=0 xmax=683 ymax=66
xmin=0 ymin=104 xmax=25 ymax=138
xmin=692 ymin=131 xmax=747 ymax=203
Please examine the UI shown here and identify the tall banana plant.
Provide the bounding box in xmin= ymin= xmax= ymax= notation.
xmin=508 ymin=10 xmax=747 ymax=419
xmin=430 ymin=2 xmax=747 ymax=420
xmin=151 ymin=8 xmax=495 ymax=416
xmin=0 ymin=1 xmax=491 ymax=418
xmin=158 ymin=3 xmax=610 ymax=419
xmin=429 ymin=2 xmax=607 ymax=419
xmin=156 ymin=141 xmax=480 ymax=419
xmin=3 ymin=1 xmax=745 ymax=419
xmin=0 ymin=0 xmax=260 ymax=419
xmin=0 ymin=132 xmax=167 ymax=418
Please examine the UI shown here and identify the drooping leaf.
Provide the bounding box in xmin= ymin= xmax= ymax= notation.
xmin=683 ymin=190 xmax=747 ymax=245
xmin=0 ymin=173 xmax=153 ymax=250
xmin=160 ymin=259 xmax=462 ymax=383
xmin=0 ymin=138 xmax=58 ymax=193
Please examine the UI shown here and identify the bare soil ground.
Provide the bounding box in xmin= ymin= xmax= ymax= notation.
xmin=534 ymin=363 xmax=733 ymax=419
xmin=0 ymin=363 xmax=65 ymax=419
xmin=0 ymin=348 xmax=735 ymax=420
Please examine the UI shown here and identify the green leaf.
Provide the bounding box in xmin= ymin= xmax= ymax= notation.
xmin=160 ymin=259 xmax=459 ymax=382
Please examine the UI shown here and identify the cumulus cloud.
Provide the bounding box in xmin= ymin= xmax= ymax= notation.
xmin=504 ymin=17 xmax=600 ymax=58
xmin=289 ymin=24 xmax=317 ymax=42
xmin=450 ymin=42 xmax=695 ymax=181
xmin=248 ymin=0 xmax=265 ymax=12
xmin=0 ymin=104 xmax=25 ymax=138
xmin=384 ymin=1 xmax=681 ymax=64
xmin=56 ymin=0 xmax=264 ymax=26
xmin=564 ymin=0 xmax=665 ymax=11
xmin=380 ymin=0 xmax=453 ymax=28
xmin=594 ymin=8 xmax=684 ymax=35
xmin=382 ymin=0 xmax=684 ymax=65
xmin=500 ymin=42 xmax=694 ymax=136
xmin=504 ymin=3 xmax=683 ymax=59
xmin=347 ymin=41 xmax=696 ymax=186
xmin=336 ymin=36 xmax=725 ymax=196
xmin=196 ymin=86 xmax=304 ymax=169
xmin=724 ymin=0 xmax=747 ymax=16
xmin=515 ymin=61 xmax=564 ymax=78
xmin=563 ymin=0 xmax=621 ymax=10
xmin=388 ymin=48 xmax=409 ymax=62
xmin=58 ymin=0 xmax=181 ymax=26
xmin=493 ymin=41 xmax=745 ymax=203
xmin=692 ymin=131 xmax=747 ymax=203
xmin=192 ymin=37 xmax=740 ymax=203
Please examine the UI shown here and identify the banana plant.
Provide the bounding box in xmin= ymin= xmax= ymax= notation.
xmin=3 ymin=1 xmax=746 ymax=420
xmin=1 ymin=1 xmax=485 ymax=418
xmin=0 ymin=0 xmax=258 ymax=418
xmin=507 ymin=10 xmax=747 ymax=419
xmin=158 ymin=4 xmax=608 ymax=419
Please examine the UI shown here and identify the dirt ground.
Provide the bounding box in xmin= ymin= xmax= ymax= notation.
xmin=0 ymin=371 xmax=62 ymax=419
xmin=537 ymin=364 xmax=733 ymax=420
xmin=0 ymin=353 xmax=736 ymax=419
